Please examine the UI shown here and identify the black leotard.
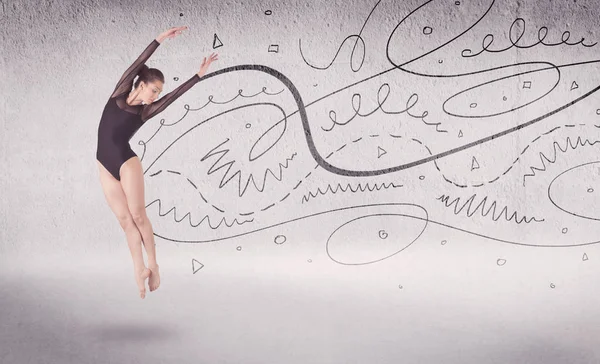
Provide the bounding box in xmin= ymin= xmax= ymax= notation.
xmin=96 ymin=39 xmax=200 ymax=181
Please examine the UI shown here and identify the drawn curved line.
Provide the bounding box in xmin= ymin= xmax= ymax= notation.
xmin=150 ymin=201 xmax=600 ymax=248
xmin=326 ymin=208 xmax=428 ymax=266
xmin=437 ymin=193 xmax=544 ymax=224
xmin=298 ymin=0 xmax=381 ymax=72
xmin=386 ymin=0 xmax=496 ymax=70
xmin=442 ymin=62 xmax=561 ymax=118
xmin=547 ymin=161 xmax=600 ymax=221
xmin=433 ymin=126 xmax=562 ymax=188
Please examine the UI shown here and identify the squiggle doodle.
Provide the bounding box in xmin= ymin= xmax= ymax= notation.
xmin=461 ymin=17 xmax=597 ymax=59
xmin=321 ymin=83 xmax=442 ymax=133
xmin=437 ymin=193 xmax=544 ymax=224
xmin=301 ymin=181 xmax=403 ymax=203
xmin=523 ymin=132 xmax=600 ymax=186
xmin=145 ymin=198 xmax=254 ymax=229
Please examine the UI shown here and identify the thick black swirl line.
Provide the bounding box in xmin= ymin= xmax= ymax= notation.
xmin=142 ymin=64 xmax=600 ymax=178
xmin=299 ymin=0 xmax=382 ymax=72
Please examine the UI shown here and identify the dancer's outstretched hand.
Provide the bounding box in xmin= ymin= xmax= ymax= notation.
xmin=197 ymin=53 xmax=219 ymax=78
xmin=156 ymin=26 xmax=188 ymax=43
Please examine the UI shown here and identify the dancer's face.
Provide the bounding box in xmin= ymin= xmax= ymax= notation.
xmin=140 ymin=80 xmax=163 ymax=104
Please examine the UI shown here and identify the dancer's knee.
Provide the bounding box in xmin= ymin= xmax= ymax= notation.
xmin=130 ymin=208 xmax=148 ymax=228
xmin=116 ymin=214 xmax=136 ymax=231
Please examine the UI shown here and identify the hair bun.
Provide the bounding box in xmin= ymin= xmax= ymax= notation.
xmin=137 ymin=64 xmax=150 ymax=76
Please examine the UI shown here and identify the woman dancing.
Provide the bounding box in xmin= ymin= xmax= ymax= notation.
xmin=96 ymin=26 xmax=218 ymax=299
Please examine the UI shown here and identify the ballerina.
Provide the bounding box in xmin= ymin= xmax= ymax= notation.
xmin=96 ymin=26 xmax=218 ymax=299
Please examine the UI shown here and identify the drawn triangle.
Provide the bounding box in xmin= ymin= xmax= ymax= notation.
xmin=213 ymin=33 xmax=223 ymax=49
xmin=192 ymin=258 xmax=204 ymax=274
xmin=458 ymin=130 xmax=463 ymax=138
xmin=583 ymin=253 xmax=589 ymax=261
xmin=377 ymin=146 xmax=387 ymax=158
xmin=571 ymin=81 xmax=579 ymax=91
xmin=471 ymin=156 xmax=480 ymax=170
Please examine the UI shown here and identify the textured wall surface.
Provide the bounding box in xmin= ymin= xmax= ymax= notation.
xmin=3 ymin=0 xmax=600 ymax=363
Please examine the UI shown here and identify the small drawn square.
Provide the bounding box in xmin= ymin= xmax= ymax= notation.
xmin=268 ymin=44 xmax=279 ymax=53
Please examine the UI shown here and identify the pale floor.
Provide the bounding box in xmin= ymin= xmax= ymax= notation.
xmin=2 ymin=241 xmax=600 ymax=364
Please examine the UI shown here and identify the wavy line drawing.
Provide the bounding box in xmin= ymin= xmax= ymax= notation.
xmin=301 ymin=181 xmax=403 ymax=203
xmin=145 ymin=198 xmax=254 ymax=229
xmin=437 ymin=193 xmax=544 ymax=224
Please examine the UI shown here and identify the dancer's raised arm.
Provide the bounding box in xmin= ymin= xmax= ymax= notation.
xmin=110 ymin=26 xmax=188 ymax=98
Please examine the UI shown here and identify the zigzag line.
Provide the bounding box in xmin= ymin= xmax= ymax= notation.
xmin=523 ymin=135 xmax=600 ymax=186
xmin=301 ymin=182 xmax=403 ymax=203
xmin=145 ymin=199 xmax=254 ymax=229
xmin=437 ymin=193 xmax=544 ymax=224
xmin=201 ymin=139 xmax=297 ymax=197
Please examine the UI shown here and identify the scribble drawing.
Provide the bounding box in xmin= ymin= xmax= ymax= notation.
xmin=301 ymin=182 xmax=403 ymax=203
xmin=437 ymin=193 xmax=544 ymax=224
xmin=145 ymin=198 xmax=253 ymax=229
xmin=201 ymin=138 xmax=298 ymax=197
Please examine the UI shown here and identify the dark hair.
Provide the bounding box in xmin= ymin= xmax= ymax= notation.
xmin=134 ymin=64 xmax=165 ymax=88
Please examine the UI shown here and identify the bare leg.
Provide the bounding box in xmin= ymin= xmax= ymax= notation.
xmin=120 ymin=157 xmax=161 ymax=292
xmin=97 ymin=161 xmax=151 ymax=299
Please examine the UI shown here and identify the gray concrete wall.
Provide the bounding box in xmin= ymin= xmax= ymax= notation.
xmin=3 ymin=0 xmax=600 ymax=363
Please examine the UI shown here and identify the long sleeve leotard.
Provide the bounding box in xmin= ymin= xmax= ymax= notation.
xmin=96 ymin=40 xmax=200 ymax=181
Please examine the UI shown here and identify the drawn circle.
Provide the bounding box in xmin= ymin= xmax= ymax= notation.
xmin=469 ymin=103 xmax=477 ymax=108
xmin=588 ymin=188 xmax=594 ymax=193
xmin=550 ymin=283 xmax=556 ymax=288
xmin=562 ymin=228 xmax=568 ymax=234
xmin=245 ymin=123 xmax=251 ymax=129
xmin=497 ymin=258 xmax=507 ymax=266
xmin=596 ymin=109 xmax=600 ymax=115
xmin=419 ymin=175 xmax=425 ymax=180
xmin=236 ymin=246 xmax=242 ymax=251
xmin=423 ymin=26 xmax=433 ymax=35
xmin=503 ymin=96 xmax=507 ymax=101
xmin=441 ymin=240 xmax=447 ymax=245
xmin=307 ymin=259 xmax=312 ymax=263
xmin=274 ymin=235 xmax=287 ymax=245
xmin=174 ymin=77 xmax=179 ymax=81
xmin=455 ymin=1 xmax=460 ymax=4
xmin=326 ymin=206 xmax=429 ymax=265
xmin=264 ymin=9 xmax=272 ymax=15
xmin=398 ymin=284 xmax=403 ymax=289
xmin=378 ymin=230 xmax=388 ymax=239
xmin=180 ymin=12 xmax=184 ymax=16
xmin=438 ymin=59 xmax=443 ymax=63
